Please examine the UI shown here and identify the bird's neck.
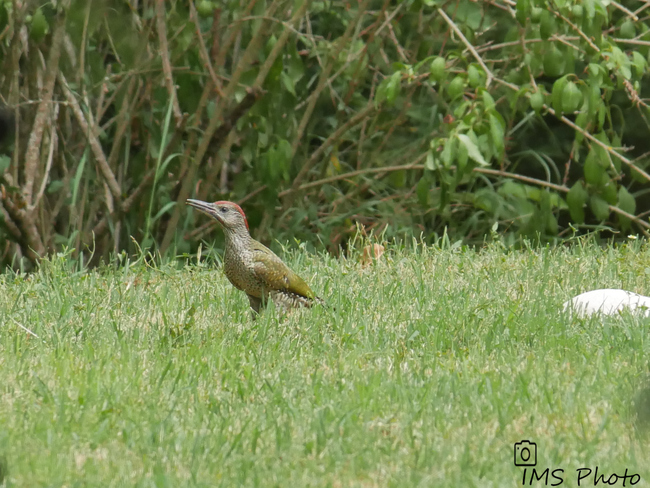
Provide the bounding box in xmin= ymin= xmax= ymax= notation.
xmin=223 ymin=227 xmax=253 ymax=254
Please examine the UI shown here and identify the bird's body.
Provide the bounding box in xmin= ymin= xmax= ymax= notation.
xmin=563 ymin=288 xmax=650 ymax=318
xmin=187 ymin=199 xmax=321 ymax=313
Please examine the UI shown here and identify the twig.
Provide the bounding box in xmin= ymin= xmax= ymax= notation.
xmin=633 ymin=2 xmax=650 ymax=17
xmin=189 ymin=0 xmax=224 ymax=97
xmin=547 ymin=106 xmax=650 ymax=183
xmin=159 ymin=0 xmax=282 ymax=254
xmin=283 ymin=0 xmax=371 ymax=210
xmin=90 ymin=167 xmax=157 ymax=240
xmin=289 ymin=101 xmax=376 ymax=195
xmin=385 ymin=11 xmax=408 ymax=62
xmin=155 ymin=0 xmax=182 ymax=124
xmin=253 ymin=1 xmax=310 ymax=88
xmin=107 ymin=77 xmax=139 ymax=169
xmin=1 ymin=189 xmax=45 ymax=261
xmin=58 ymin=73 xmax=122 ymax=202
xmin=213 ymin=0 xmax=260 ymax=73
xmin=22 ymin=14 xmax=65 ymax=206
xmin=437 ymin=7 xmax=493 ymax=86
xmin=489 ymin=75 xmax=650 ymax=185
xmin=476 ymin=167 xmax=650 ymax=233
xmin=611 ymin=1 xmax=639 ymax=21
xmin=281 ymin=162 xmax=425 ymax=197
xmin=0 ymin=204 xmax=21 ymax=240
xmin=474 ymin=167 xmax=568 ymax=193
xmin=609 ymin=205 xmax=650 ymax=232
xmin=612 ymin=38 xmax=650 ymax=47
xmin=238 ymin=184 xmax=268 ymax=205
xmin=77 ymin=0 xmax=91 ymax=89
xmin=31 ymin=105 xmax=59 ymax=211
xmin=551 ymin=8 xmax=600 ymax=52
xmin=0 ymin=25 xmax=9 ymax=44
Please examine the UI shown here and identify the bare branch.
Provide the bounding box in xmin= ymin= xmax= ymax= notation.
xmin=611 ymin=0 xmax=639 ymax=21
xmin=288 ymin=101 xmax=376 ymax=195
xmin=189 ymin=0 xmax=224 ymax=97
xmin=159 ymin=0 xmax=283 ymax=254
xmin=31 ymin=104 xmax=58 ymax=211
xmin=437 ymin=7 xmax=494 ymax=86
xmin=155 ymin=0 xmax=183 ymax=124
xmin=551 ymin=8 xmax=600 ymax=52
xmin=59 ymin=73 xmax=122 ymax=202
xmin=253 ymin=1 xmax=311 ymax=88
xmin=22 ymin=13 xmax=65 ymax=206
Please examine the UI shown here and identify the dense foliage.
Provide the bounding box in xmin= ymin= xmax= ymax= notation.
xmin=1 ymin=0 xmax=650 ymax=268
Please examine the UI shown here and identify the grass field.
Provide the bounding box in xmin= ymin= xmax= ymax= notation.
xmin=2 ymin=238 xmax=650 ymax=487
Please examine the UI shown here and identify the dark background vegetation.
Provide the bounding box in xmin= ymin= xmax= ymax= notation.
xmin=1 ymin=0 xmax=650 ymax=269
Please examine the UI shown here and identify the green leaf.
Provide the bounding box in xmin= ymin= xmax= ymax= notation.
xmin=588 ymin=63 xmax=606 ymax=84
xmin=547 ymin=212 xmax=559 ymax=235
xmin=530 ymin=91 xmax=544 ymax=112
xmin=601 ymin=178 xmax=617 ymax=204
xmin=287 ymin=49 xmax=304 ymax=82
xmin=597 ymin=103 xmax=607 ymax=128
xmin=416 ymin=176 xmax=430 ymax=205
xmin=566 ymin=181 xmax=589 ymax=223
xmin=617 ymin=186 xmax=636 ymax=230
xmin=375 ymin=77 xmax=391 ymax=106
xmin=543 ymin=46 xmax=565 ymax=77
xmin=258 ymin=131 xmax=268 ymax=149
xmin=584 ymin=150 xmax=605 ymax=185
xmin=574 ymin=112 xmax=589 ymax=146
xmin=468 ymin=65 xmax=481 ymax=87
xmin=47 ymin=180 xmax=64 ymax=194
xmin=429 ymin=57 xmax=446 ymax=83
xmin=607 ymin=46 xmax=632 ymax=80
xmin=515 ymin=0 xmax=530 ymax=25
xmin=151 ymin=201 xmax=177 ymax=224
xmin=473 ymin=188 xmax=500 ymax=213
xmin=587 ymin=83 xmax=602 ymax=119
xmin=489 ymin=114 xmax=505 ymax=157
xmin=539 ymin=10 xmax=556 ymax=40
xmin=386 ymin=71 xmax=402 ymax=105
xmin=531 ymin=7 xmax=543 ymax=23
xmin=567 ymin=181 xmax=588 ymax=223
xmin=499 ymin=180 xmax=527 ymax=199
xmin=281 ymin=72 xmax=296 ymax=96
xmin=618 ymin=186 xmax=636 ymax=214
xmin=632 ymin=52 xmax=647 ymax=78
xmin=441 ymin=137 xmax=457 ymax=168
xmin=0 ymin=154 xmax=10 ymax=173
xmin=562 ymin=81 xmax=582 ymax=113
xmin=447 ymin=76 xmax=465 ymax=100
xmin=481 ymin=90 xmax=495 ymax=111
xmin=590 ymin=195 xmax=610 ymax=221
xmin=30 ymin=8 xmax=49 ymax=42
xmin=457 ymin=134 xmax=488 ymax=166
xmin=456 ymin=138 xmax=469 ymax=173
xmin=619 ymin=20 xmax=636 ymax=39
xmin=425 ymin=150 xmax=438 ymax=171
xmin=551 ymin=76 xmax=569 ymax=113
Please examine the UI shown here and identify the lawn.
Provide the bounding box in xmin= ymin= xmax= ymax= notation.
xmin=1 ymin=239 xmax=650 ymax=487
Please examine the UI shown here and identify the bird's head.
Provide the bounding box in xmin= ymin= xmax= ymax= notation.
xmin=186 ymin=199 xmax=249 ymax=233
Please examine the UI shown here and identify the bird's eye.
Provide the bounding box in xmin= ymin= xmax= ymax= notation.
xmin=220 ymin=207 xmax=228 ymax=213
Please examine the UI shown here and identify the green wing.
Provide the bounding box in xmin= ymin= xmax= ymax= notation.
xmin=251 ymin=245 xmax=315 ymax=299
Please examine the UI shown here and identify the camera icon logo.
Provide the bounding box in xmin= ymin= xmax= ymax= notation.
xmin=514 ymin=440 xmax=537 ymax=467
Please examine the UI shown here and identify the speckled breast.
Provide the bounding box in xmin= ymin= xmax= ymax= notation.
xmin=223 ymin=248 xmax=264 ymax=298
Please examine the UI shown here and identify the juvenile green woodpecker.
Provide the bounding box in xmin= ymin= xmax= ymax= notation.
xmin=187 ymin=199 xmax=322 ymax=312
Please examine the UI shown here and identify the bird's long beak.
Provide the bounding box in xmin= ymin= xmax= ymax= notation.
xmin=186 ymin=199 xmax=221 ymax=222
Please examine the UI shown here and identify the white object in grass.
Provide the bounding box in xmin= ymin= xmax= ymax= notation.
xmin=563 ymin=289 xmax=650 ymax=318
